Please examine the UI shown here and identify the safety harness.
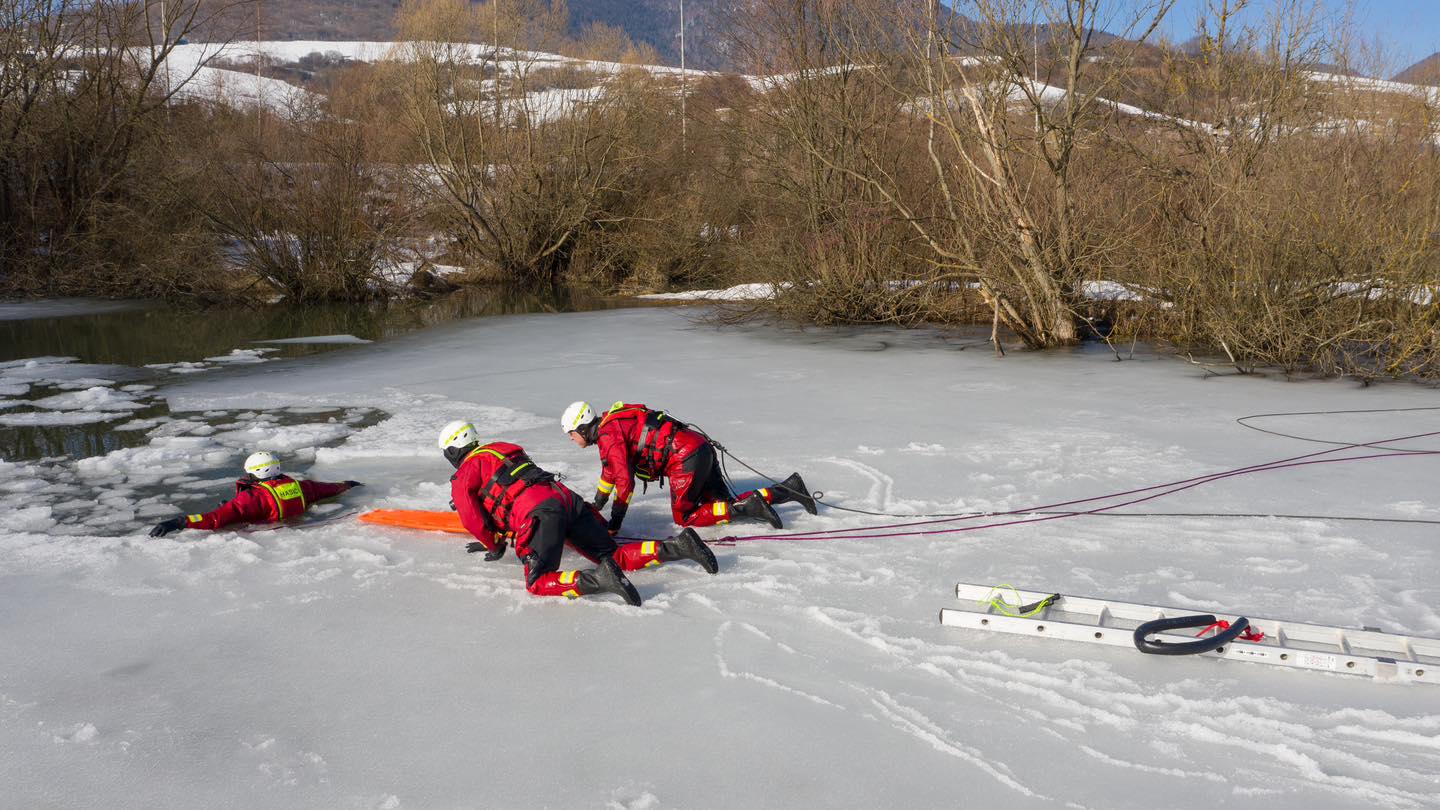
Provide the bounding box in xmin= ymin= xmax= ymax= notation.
xmin=603 ymin=403 xmax=682 ymax=482
xmin=468 ymin=443 xmax=555 ymax=531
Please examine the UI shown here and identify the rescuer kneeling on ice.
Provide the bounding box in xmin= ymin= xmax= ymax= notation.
xmin=148 ymin=451 xmax=362 ymax=537
xmin=561 ymin=401 xmax=817 ymax=536
xmin=438 ymin=420 xmax=718 ymax=606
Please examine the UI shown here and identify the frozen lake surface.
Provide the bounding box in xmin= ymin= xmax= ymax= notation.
xmin=3 ymin=307 xmax=1439 ymax=808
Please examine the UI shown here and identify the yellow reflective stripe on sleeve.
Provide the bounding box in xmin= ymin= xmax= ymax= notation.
xmin=712 ymin=502 xmax=728 ymax=517
xmin=597 ymin=480 xmax=615 ymax=494
xmin=641 ymin=541 xmax=656 ymax=556
xmin=187 ymin=514 xmax=203 ymax=523
xmin=562 ymin=590 xmax=580 ymax=599
xmin=559 ymin=570 xmax=578 ymax=585
xmin=759 ymin=488 xmax=770 ymax=499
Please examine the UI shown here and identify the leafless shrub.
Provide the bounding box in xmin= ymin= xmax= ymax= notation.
xmin=192 ymin=92 xmax=416 ymax=303
xmin=0 ymin=0 xmax=253 ymax=298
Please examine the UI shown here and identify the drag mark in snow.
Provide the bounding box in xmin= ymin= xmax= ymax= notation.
xmin=1074 ymin=743 xmax=1227 ymax=782
xmin=866 ymin=690 xmax=1043 ymax=799
xmin=605 ymin=787 xmax=661 ymax=810
xmin=1332 ymin=725 xmax=1440 ymax=752
xmin=796 ymin=596 xmax=1440 ymax=806
xmin=818 ymin=457 xmax=895 ymax=511
xmin=712 ymin=622 xmax=840 ymax=708
xmin=1164 ymin=719 xmax=1436 ymax=810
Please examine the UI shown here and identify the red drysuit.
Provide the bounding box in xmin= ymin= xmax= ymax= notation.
xmin=450 ymin=441 xmax=663 ymax=597
xmin=594 ymin=403 xmax=773 ymax=528
xmin=183 ymin=475 xmax=352 ymax=531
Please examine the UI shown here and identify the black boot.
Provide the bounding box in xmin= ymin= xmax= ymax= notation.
xmin=770 ymin=473 xmax=817 ymax=515
xmin=732 ymin=492 xmax=782 ymax=529
xmin=660 ymin=528 xmax=719 ymax=574
xmin=576 ymin=557 xmax=642 ymax=606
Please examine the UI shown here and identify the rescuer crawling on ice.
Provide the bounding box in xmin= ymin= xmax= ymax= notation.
xmin=561 ymin=401 xmax=817 ymax=536
xmin=439 ymin=420 xmax=718 ymax=606
xmin=148 ymin=451 xmax=362 ymax=537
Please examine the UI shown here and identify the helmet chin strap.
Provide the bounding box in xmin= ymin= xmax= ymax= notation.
xmin=445 ymin=443 xmax=477 ymax=469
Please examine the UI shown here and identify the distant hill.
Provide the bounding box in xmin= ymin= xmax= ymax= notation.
xmin=250 ymin=1 xmax=404 ymax=42
xmin=241 ymin=0 xmax=733 ymax=70
xmin=1394 ymin=52 xmax=1440 ymax=86
xmin=567 ymin=0 xmax=731 ymax=71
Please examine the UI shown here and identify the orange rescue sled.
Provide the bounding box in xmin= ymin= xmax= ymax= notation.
xmin=359 ymin=509 xmax=466 ymax=534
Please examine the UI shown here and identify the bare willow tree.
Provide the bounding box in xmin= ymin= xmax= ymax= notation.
xmin=1129 ymin=0 xmax=1440 ymax=377
xmin=387 ymin=0 xmax=639 ymax=285
xmin=722 ymin=0 xmax=951 ymax=326
xmin=1 ymin=0 xmax=250 ymax=295
xmin=723 ymin=0 xmax=1174 ymax=344
xmin=193 ymin=91 xmax=417 ymax=303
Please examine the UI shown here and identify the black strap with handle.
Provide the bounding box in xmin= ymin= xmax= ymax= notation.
xmin=1133 ymin=614 xmax=1251 ymax=656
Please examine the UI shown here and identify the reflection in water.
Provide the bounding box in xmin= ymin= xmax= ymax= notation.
xmin=0 ymin=285 xmax=643 ymax=365
xmin=0 ymin=286 xmax=654 ymax=464
xmin=0 ymin=400 xmax=170 ymax=461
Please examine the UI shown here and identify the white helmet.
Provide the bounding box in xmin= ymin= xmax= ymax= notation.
xmin=438 ymin=420 xmax=479 ymax=450
xmin=244 ymin=451 xmax=282 ymax=480
xmin=438 ymin=420 xmax=480 ymax=469
xmin=561 ymin=401 xmax=595 ymax=433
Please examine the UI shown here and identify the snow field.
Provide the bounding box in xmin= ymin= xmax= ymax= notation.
xmin=3 ymin=307 xmax=1440 ymax=808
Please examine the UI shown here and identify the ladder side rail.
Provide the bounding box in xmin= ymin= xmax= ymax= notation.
xmin=955 ymin=583 xmax=1440 ymax=654
xmin=940 ymin=608 xmax=1440 ymax=684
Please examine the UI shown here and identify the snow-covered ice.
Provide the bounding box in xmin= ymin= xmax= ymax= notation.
xmin=252 ymin=335 xmax=373 ymax=345
xmin=3 ymin=307 xmax=1440 ymax=808
xmin=638 ymin=282 xmax=784 ymax=301
xmin=0 ymin=299 xmax=146 ymax=321
xmin=0 ymin=410 xmax=123 ymax=427
xmin=32 ymin=386 xmax=146 ymax=412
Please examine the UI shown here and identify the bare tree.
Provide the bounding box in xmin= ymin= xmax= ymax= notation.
xmin=1 ymin=0 xmax=252 ymax=296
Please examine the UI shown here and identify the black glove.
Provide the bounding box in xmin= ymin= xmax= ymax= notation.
xmin=344 ymin=480 xmax=363 ymax=488
xmin=606 ymin=502 xmax=627 ymax=536
xmin=593 ymin=490 xmax=610 ymax=511
xmin=467 ymin=539 xmax=507 ymax=561
xmin=149 ymin=516 xmax=186 ymax=537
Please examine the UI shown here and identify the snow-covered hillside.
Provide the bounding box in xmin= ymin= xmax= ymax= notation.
xmin=3 ymin=307 xmax=1439 ymax=808
xmin=159 ymin=39 xmax=714 ymax=116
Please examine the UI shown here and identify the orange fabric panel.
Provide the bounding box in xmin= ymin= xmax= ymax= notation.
xmin=359 ymin=509 xmax=467 ymax=534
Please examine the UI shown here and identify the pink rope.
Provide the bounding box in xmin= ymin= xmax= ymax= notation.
xmin=719 ymin=429 xmax=1440 ymax=544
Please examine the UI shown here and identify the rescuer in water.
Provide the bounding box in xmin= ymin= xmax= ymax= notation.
xmin=149 ymin=451 xmax=362 ymax=537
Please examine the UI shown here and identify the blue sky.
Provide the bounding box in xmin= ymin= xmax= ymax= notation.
xmin=1157 ymin=0 xmax=1440 ymax=70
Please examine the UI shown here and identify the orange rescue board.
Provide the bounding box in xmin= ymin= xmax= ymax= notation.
xmin=359 ymin=509 xmax=466 ymax=534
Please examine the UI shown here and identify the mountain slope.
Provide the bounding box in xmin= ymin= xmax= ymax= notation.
xmin=246 ymin=0 xmax=733 ymax=70
xmin=1394 ymin=51 xmax=1440 ymax=86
